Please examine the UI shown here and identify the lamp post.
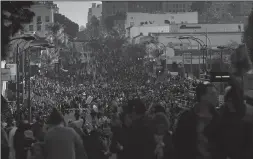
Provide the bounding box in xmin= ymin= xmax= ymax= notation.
xmin=179 ymin=36 xmax=207 ymax=77
xmin=17 ymin=42 xmax=54 ymax=123
xmin=10 ymin=36 xmax=36 ymax=122
xmin=216 ymin=45 xmax=228 ymax=95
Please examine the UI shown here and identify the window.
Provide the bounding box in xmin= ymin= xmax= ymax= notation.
xmin=37 ymin=16 xmax=42 ymax=23
xmin=37 ymin=24 xmax=41 ymax=31
xmin=175 ymin=4 xmax=178 ymax=8
xmin=45 ymin=16 xmax=50 ymax=22
xmin=112 ymin=5 xmax=116 ymax=14
xmin=29 ymin=25 xmax=34 ymax=31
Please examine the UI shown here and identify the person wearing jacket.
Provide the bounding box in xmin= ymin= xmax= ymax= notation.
xmin=110 ymin=106 xmax=132 ymax=159
xmin=173 ymin=82 xmax=223 ymax=159
xmin=217 ymin=86 xmax=253 ymax=159
xmin=14 ymin=120 xmax=34 ymax=159
xmin=173 ymin=75 xmax=249 ymax=159
xmin=128 ymin=98 xmax=154 ymax=159
xmin=1 ymin=127 xmax=9 ymax=159
xmin=44 ymin=108 xmax=88 ymax=159
xmin=151 ymin=113 xmax=175 ymax=159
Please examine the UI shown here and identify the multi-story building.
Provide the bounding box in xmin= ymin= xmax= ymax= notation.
xmin=126 ymin=12 xmax=198 ymax=28
xmin=230 ymin=1 xmax=253 ymax=17
xmin=88 ymin=3 xmax=102 ymax=23
xmin=102 ymin=1 xmax=194 ymax=29
xmin=23 ymin=1 xmax=59 ymax=37
xmin=102 ymin=1 xmax=192 ymax=17
xmin=162 ymin=1 xmax=192 ymax=13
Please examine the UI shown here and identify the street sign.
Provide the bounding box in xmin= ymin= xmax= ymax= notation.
xmin=1 ymin=68 xmax=15 ymax=81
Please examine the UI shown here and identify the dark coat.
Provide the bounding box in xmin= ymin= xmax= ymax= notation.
xmin=128 ymin=116 xmax=154 ymax=159
xmin=86 ymin=130 xmax=111 ymax=159
xmin=173 ymin=106 xmax=253 ymax=159
xmin=110 ymin=125 xmax=131 ymax=159
xmin=151 ymin=131 xmax=175 ymax=159
xmin=173 ymin=108 xmax=223 ymax=159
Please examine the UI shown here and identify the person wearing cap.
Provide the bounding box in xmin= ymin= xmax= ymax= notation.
xmin=44 ymin=108 xmax=88 ymax=159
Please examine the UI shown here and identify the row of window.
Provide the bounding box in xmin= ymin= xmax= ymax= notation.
xmin=29 ymin=24 xmax=49 ymax=32
xmin=36 ymin=15 xmax=50 ymax=23
xmin=171 ymin=3 xmax=186 ymax=8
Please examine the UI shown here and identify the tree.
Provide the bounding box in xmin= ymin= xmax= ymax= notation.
xmin=122 ymin=43 xmax=146 ymax=62
xmin=45 ymin=22 xmax=64 ymax=63
xmin=79 ymin=25 xmax=85 ymax=31
xmin=1 ymin=1 xmax=35 ymax=60
xmin=244 ymin=10 xmax=253 ymax=63
xmin=54 ymin=13 xmax=79 ymax=38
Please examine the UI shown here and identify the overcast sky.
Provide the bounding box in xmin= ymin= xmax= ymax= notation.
xmin=54 ymin=1 xmax=101 ymax=28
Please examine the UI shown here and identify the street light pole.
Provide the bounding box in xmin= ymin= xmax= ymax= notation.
xmin=16 ymin=44 xmax=20 ymax=122
xmin=28 ymin=49 xmax=31 ymax=123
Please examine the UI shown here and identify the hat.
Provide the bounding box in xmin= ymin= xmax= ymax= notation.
xmin=47 ymin=108 xmax=65 ymax=125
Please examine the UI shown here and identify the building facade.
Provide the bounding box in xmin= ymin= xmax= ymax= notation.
xmin=23 ymin=2 xmax=58 ymax=37
xmin=102 ymin=1 xmax=194 ymax=28
xmin=129 ymin=23 xmax=243 ymax=39
xmin=162 ymin=1 xmax=192 ymax=13
xmin=126 ymin=12 xmax=198 ymax=28
xmin=88 ymin=3 xmax=102 ymax=23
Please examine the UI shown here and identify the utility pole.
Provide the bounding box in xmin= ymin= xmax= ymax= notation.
xmin=220 ymin=49 xmax=224 ymax=94
xmin=16 ymin=44 xmax=20 ymax=122
xmin=28 ymin=49 xmax=31 ymax=123
xmin=206 ymin=28 xmax=208 ymax=72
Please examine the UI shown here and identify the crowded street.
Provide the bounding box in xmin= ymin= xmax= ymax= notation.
xmin=1 ymin=1 xmax=253 ymax=159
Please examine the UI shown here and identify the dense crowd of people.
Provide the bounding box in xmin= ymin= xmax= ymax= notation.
xmin=2 ymin=64 xmax=253 ymax=159
xmin=2 ymin=38 xmax=253 ymax=159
